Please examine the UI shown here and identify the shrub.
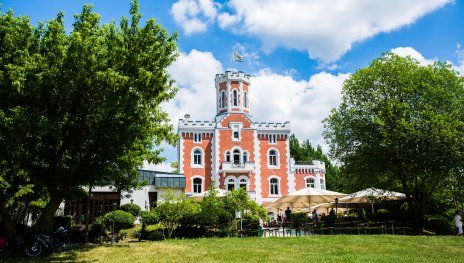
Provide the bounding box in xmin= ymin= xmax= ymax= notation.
xmin=145 ymin=223 xmax=165 ymax=241
xmin=89 ymin=216 xmax=107 ymax=243
xmin=119 ymin=225 xmax=141 ymax=240
xmin=120 ymin=203 xmax=142 ymax=217
xmin=424 ymin=214 xmax=453 ymax=235
xmin=103 ymin=210 xmax=135 ymax=233
xmin=140 ymin=210 xmax=159 ymax=225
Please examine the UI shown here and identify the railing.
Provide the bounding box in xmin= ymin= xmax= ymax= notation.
xmin=221 ymin=162 xmax=254 ymax=171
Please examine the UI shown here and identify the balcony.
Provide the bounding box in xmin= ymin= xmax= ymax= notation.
xmin=221 ymin=161 xmax=255 ymax=172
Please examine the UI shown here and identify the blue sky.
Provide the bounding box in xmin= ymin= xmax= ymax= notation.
xmin=3 ymin=0 xmax=464 ymax=169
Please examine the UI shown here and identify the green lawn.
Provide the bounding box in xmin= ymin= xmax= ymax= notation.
xmin=9 ymin=235 xmax=464 ymax=263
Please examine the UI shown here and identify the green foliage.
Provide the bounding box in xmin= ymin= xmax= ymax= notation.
xmin=289 ymin=134 xmax=344 ymax=192
xmin=144 ymin=223 xmax=165 ymax=240
xmin=120 ymin=203 xmax=142 ymax=217
xmin=155 ymin=191 xmax=200 ymax=238
xmin=103 ymin=210 xmax=135 ymax=233
xmin=140 ymin=210 xmax=159 ymax=225
xmin=424 ymin=214 xmax=454 ymax=235
xmin=324 ymin=52 xmax=464 ymax=232
xmin=290 ymin=212 xmax=309 ymax=227
xmin=89 ymin=216 xmax=107 ymax=243
xmin=0 ymin=0 xmax=178 ymax=233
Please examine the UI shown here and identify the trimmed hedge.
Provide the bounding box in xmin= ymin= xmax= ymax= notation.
xmin=120 ymin=203 xmax=142 ymax=217
xmin=103 ymin=210 xmax=135 ymax=233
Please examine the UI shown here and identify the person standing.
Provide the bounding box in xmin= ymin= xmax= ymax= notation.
xmin=454 ymin=211 xmax=463 ymax=236
xmin=285 ymin=207 xmax=292 ymax=222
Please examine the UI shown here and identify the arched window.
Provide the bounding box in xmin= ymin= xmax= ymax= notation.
xmin=221 ymin=91 xmax=226 ymax=108
xmin=225 ymin=151 xmax=231 ymax=162
xmin=243 ymin=151 xmax=248 ymax=163
xmin=227 ymin=178 xmax=236 ymax=191
xmin=320 ymin=179 xmax=325 ymax=190
xmin=270 ymin=178 xmax=279 ymax=195
xmin=193 ymin=178 xmax=202 ymax=193
xmin=239 ymin=178 xmax=248 ymax=190
xmin=268 ymin=149 xmax=278 ymax=166
xmin=244 ymin=92 xmax=248 ymax=108
xmin=233 ymin=90 xmax=238 ymax=106
xmin=306 ymin=178 xmax=315 ymax=188
xmin=233 ymin=149 xmax=240 ymax=164
xmin=193 ymin=149 xmax=202 ymax=165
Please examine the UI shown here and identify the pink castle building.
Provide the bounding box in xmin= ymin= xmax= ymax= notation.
xmin=178 ymin=71 xmax=326 ymax=205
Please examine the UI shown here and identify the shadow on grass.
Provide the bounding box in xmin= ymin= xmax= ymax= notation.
xmin=5 ymin=243 xmax=102 ymax=263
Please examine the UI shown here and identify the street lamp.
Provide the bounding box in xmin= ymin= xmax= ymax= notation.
xmin=335 ymin=198 xmax=339 ymax=216
xmin=111 ymin=202 xmax=117 ymax=245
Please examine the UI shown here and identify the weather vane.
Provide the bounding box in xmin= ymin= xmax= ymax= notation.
xmin=233 ymin=50 xmax=243 ymax=62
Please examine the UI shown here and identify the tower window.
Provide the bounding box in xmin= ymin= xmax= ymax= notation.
xmin=233 ymin=90 xmax=238 ymax=106
xmin=269 ymin=134 xmax=277 ymax=144
xmin=270 ymin=178 xmax=279 ymax=195
xmin=193 ymin=149 xmax=202 ymax=166
xmin=244 ymin=92 xmax=248 ymax=108
xmin=221 ymin=91 xmax=226 ymax=108
xmin=268 ymin=149 xmax=278 ymax=166
xmin=193 ymin=178 xmax=202 ymax=193
xmin=194 ymin=133 xmax=202 ymax=143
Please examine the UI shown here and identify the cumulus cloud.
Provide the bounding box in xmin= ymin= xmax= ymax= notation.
xmin=456 ymin=43 xmax=464 ymax=75
xmin=171 ymin=0 xmax=219 ymax=35
xmin=390 ymin=47 xmax=436 ymax=65
xmin=172 ymin=0 xmax=451 ymax=62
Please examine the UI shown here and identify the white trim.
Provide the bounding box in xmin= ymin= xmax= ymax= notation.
xmin=230 ymin=122 xmax=242 ymax=142
xmin=238 ymin=175 xmax=249 ymax=191
xmin=232 ymin=88 xmax=239 ymax=107
xmin=191 ymin=175 xmax=205 ymax=194
xmin=304 ymin=176 xmax=316 ymax=188
xmin=226 ymin=81 xmax=231 ymax=112
xmin=214 ymin=129 xmax=220 ymax=188
xmin=269 ymin=176 xmax=281 ymax=197
xmin=320 ymin=178 xmax=326 ymax=190
xmin=267 ymin=148 xmax=280 ymax=169
xmin=179 ymin=135 xmax=184 ymax=173
xmin=191 ymin=147 xmax=204 ymax=168
xmin=225 ymin=176 xmax=236 ymax=191
xmin=239 ymin=81 xmax=244 ymax=112
xmin=286 ymin=136 xmax=295 ymax=192
xmin=253 ymin=129 xmax=262 ymax=204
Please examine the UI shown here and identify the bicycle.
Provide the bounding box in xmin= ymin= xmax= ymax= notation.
xmin=24 ymin=227 xmax=70 ymax=257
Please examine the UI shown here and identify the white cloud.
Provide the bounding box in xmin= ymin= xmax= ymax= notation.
xmin=217 ymin=0 xmax=451 ymax=62
xmin=171 ymin=0 xmax=219 ymax=35
xmin=165 ymin=49 xmax=224 ymax=125
xmin=390 ymin=47 xmax=436 ymax=65
xmin=456 ymin=43 xmax=464 ymax=75
xmin=141 ymin=161 xmax=173 ymax=172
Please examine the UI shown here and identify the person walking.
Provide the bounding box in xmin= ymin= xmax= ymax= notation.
xmin=454 ymin=210 xmax=463 ymax=236
xmin=285 ymin=207 xmax=292 ymax=222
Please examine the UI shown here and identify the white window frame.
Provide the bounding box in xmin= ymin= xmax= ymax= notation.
xmin=225 ymin=176 xmax=236 ymax=191
xmin=230 ymin=122 xmax=242 ymax=142
xmin=269 ymin=134 xmax=277 ymax=144
xmin=191 ymin=176 xmax=204 ymax=194
xmin=225 ymin=150 xmax=231 ymax=162
xmin=238 ymin=175 xmax=249 ymax=191
xmin=269 ymin=177 xmax=280 ymax=196
xmin=267 ymin=148 xmax=280 ymax=168
xmin=193 ymin=133 xmax=202 ymax=143
xmin=232 ymin=89 xmax=238 ymax=106
xmin=242 ymin=151 xmax=249 ymax=163
xmin=305 ymin=177 xmax=315 ymax=188
xmin=221 ymin=91 xmax=226 ymax=108
xmin=191 ymin=147 xmax=204 ymax=168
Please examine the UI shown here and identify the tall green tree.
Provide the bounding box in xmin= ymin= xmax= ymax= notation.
xmin=289 ymin=134 xmax=343 ymax=192
xmin=0 ymin=0 xmax=178 ymax=233
xmin=324 ymin=53 xmax=464 ymax=233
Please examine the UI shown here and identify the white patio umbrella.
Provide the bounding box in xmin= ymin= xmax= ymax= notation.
xmin=270 ymin=188 xmax=347 ymax=211
xmin=339 ymin=188 xmax=406 ymax=213
xmin=189 ymin=188 xmax=228 ymax=201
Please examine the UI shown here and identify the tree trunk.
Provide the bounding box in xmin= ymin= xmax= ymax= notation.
xmin=34 ymin=194 xmax=65 ymax=233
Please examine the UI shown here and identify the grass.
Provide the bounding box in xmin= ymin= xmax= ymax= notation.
xmin=8 ymin=235 xmax=464 ymax=263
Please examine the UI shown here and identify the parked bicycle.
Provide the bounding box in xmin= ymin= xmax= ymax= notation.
xmin=25 ymin=227 xmax=70 ymax=257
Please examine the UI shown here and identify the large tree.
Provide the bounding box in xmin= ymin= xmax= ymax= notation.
xmin=0 ymin=1 xmax=178 ymax=233
xmin=324 ymin=53 xmax=464 ymax=233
